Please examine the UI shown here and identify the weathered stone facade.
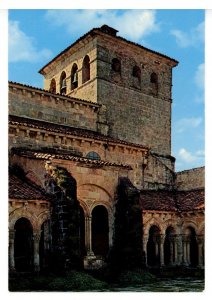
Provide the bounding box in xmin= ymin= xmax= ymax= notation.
xmin=9 ymin=25 xmax=204 ymax=272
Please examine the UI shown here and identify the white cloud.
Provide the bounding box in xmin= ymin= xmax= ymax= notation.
xmin=9 ymin=20 xmax=52 ymax=63
xmin=45 ymin=10 xmax=160 ymax=42
xmin=194 ymin=63 xmax=205 ymax=90
xmin=170 ymin=21 xmax=204 ymax=48
xmin=178 ymin=148 xmax=205 ymax=164
xmin=174 ymin=117 xmax=202 ymax=133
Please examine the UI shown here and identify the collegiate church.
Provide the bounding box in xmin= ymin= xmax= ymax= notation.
xmin=9 ymin=25 xmax=204 ymax=272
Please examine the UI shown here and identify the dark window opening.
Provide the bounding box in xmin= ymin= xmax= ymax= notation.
xmin=60 ymin=71 xmax=67 ymax=95
xmin=49 ymin=78 xmax=56 ymax=93
xmin=112 ymin=58 xmax=121 ymax=73
xmin=132 ymin=66 xmax=141 ymax=80
xmin=150 ymin=72 xmax=158 ymax=96
xmin=82 ymin=55 xmax=90 ymax=84
xmin=71 ymin=64 xmax=78 ymax=90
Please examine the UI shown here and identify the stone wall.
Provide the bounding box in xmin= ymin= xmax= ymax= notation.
xmin=9 ymin=83 xmax=100 ymax=131
xmin=176 ymin=167 xmax=205 ymax=190
xmin=96 ymin=35 xmax=175 ymax=155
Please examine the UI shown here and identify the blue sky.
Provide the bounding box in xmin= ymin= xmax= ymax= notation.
xmin=8 ymin=9 xmax=205 ymax=172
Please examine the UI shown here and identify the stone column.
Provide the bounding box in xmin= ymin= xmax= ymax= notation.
xmin=175 ymin=234 xmax=183 ymax=265
xmin=9 ymin=229 xmax=16 ymax=271
xmin=33 ymin=231 xmax=41 ymax=272
xmin=170 ymin=238 xmax=174 ymax=265
xmin=143 ymin=234 xmax=148 ymax=266
xmin=186 ymin=238 xmax=191 ymax=266
xmin=159 ymin=234 xmax=165 ymax=266
xmin=86 ymin=216 xmax=94 ymax=256
xmin=197 ymin=235 xmax=204 ymax=268
xmin=182 ymin=235 xmax=189 ymax=266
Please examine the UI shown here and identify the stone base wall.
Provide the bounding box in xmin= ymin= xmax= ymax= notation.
xmin=176 ymin=167 xmax=205 ymax=190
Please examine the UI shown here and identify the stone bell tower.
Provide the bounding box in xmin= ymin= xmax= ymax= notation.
xmin=39 ymin=25 xmax=178 ymax=158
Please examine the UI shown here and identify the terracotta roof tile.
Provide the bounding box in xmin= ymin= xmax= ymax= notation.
xmin=176 ymin=189 xmax=205 ymax=212
xmin=9 ymin=115 xmax=148 ymax=150
xmin=140 ymin=190 xmax=177 ymax=212
xmin=9 ymin=173 xmax=52 ymax=201
xmin=139 ymin=188 xmax=205 ymax=212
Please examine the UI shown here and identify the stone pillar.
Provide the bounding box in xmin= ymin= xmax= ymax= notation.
xmin=197 ymin=235 xmax=204 ymax=268
xmin=9 ymin=229 xmax=16 ymax=271
xmin=174 ymin=235 xmax=182 ymax=265
xmin=87 ymin=216 xmax=94 ymax=256
xmin=33 ymin=231 xmax=41 ymax=272
xmin=182 ymin=235 xmax=189 ymax=266
xmin=186 ymin=238 xmax=191 ymax=266
xmin=159 ymin=234 xmax=165 ymax=266
xmin=143 ymin=234 xmax=148 ymax=266
xmin=175 ymin=234 xmax=183 ymax=265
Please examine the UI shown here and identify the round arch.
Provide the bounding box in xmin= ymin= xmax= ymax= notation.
xmin=9 ymin=208 xmax=37 ymax=232
xmin=14 ymin=217 xmax=33 ymax=271
xmin=143 ymin=217 xmax=163 ymax=236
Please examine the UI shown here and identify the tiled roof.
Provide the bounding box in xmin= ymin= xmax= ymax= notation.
xmin=140 ymin=190 xmax=178 ymax=212
xmin=9 ymin=115 xmax=148 ymax=150
xmin=9 ymin=81 xmax=101 ymax=107
xmin=9 ymin=173 xmax=52 ymax=201
xmin=176 ymin=189 xmax=205 ymax=212
xmin=12 ymin=148 xmax=132 ymax=170
xmin=39 ymin=25 xmax=178 ymax=74
xmin=139 ymin=188 xmax=204 ymax=212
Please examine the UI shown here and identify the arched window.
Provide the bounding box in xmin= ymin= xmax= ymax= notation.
xmin=82 ymin=55 xmax=90 ymax=84
xmin=132 ymin=66 xmax=141 ymax=80
xmin=150 ymin=72 xmax=158 ymax=96
xmin=60 ymin=71 xmax=67 ymax=95
xmin=112 ymin=58 xmax=121 ymax=73
xmin=71 ymin=63 xmax=78 ymax=90
xmin=86 ymin=151 xmax=101 ymax=160
xmin=49 ymin=78 xmax=56 ymax=93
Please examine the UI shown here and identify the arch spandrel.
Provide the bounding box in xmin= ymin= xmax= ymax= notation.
xmin=78 ymin=183 xmax=112 ymax=204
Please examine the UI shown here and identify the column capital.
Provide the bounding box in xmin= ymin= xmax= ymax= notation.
xmin=196 ymin=235 xmax=204 ymax=245
xmin=33 ymin=231 xmax=41 ymax=242
xmin=160 ymin=234 xmax=166 ymax=243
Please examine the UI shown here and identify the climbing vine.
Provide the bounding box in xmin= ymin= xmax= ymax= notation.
xmin=109 ymin=177 xmax=143 ymax=270
xmin=45 ymin=163 xmax=82 ymax=272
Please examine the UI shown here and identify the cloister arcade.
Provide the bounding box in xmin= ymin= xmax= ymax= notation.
xmin=143 ymin=217 xmax=204 ymax=269
xmin=9 ymin=201 xmax=112 ymax=272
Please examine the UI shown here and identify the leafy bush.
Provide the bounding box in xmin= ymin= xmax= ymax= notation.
xmin=47 ymin=271 xmax=107 ymax=291
xmin=117 ymin=269 xmax=157 ymax=285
